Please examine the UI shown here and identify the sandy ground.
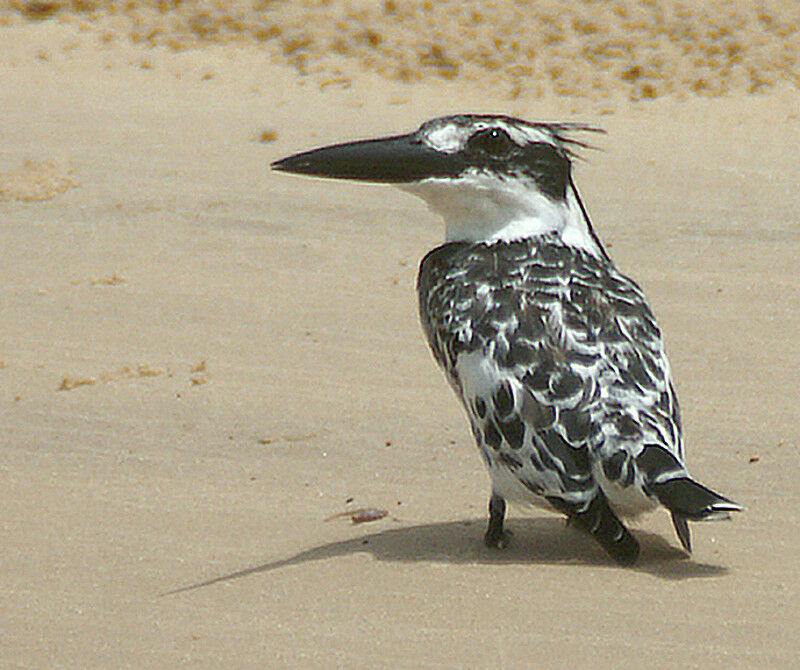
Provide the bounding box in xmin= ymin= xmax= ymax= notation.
xmin=2 ymin=18 xmax=800 ymax=669
xmin=3 ymin=1 xmax=800 ymax=100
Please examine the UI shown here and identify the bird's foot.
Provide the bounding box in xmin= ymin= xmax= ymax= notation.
xmin=484 ymin=527 xmax=513 ymax=549
xmin=484 ymin=493 xmax=509 ymax=549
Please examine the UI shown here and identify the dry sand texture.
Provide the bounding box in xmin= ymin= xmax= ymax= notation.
xmin=2 ymin=1 xmax=800 ymax=99
xmin=1 ymin=3 xmax=800 ymax=669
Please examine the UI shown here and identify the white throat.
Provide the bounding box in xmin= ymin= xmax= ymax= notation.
xmin=398 ymin=171 xmax=602 ymax=256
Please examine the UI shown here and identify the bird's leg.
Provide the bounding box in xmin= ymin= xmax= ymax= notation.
xmin=547 ymin=494 xmax=640 ymax=566
xmin=484 ymin=493 xmax=510 ymax=549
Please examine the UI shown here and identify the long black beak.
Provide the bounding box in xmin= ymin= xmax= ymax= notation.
xmin=271 ymin=133 xmax=462 ymax=183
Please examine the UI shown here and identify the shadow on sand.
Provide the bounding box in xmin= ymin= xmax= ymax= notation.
xmin=165 ymin=516 xmax=729 ymax=595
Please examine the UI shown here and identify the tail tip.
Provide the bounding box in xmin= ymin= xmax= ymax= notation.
xmin=652 ymin=476 xmax=741 ymax=522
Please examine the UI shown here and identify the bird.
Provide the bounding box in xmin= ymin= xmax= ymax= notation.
xmin=271 ymin=114 xmax=741 ymax=566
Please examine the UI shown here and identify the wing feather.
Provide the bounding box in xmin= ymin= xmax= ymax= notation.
xmin=418 ymin=236 xmax=686 ymax=513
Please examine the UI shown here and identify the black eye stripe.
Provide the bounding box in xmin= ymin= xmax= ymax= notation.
xmin=461 ymin=132 xmax=570 ymax=201
xmin=520 ymin=143 xmax=570 ymax=200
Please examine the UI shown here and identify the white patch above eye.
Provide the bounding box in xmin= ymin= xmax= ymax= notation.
xmin=423 ymin=124 xmax=474 ymax=153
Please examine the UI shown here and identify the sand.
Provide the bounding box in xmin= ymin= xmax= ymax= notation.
xmin=1 ymin=10 xmax=799 ymax=669
xmin=3 ymin=1 xmax=800 ymax=99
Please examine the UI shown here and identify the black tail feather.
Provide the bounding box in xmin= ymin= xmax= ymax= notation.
xmin=549 ymin=494 xmax=640 ymax=566
xmin=650 ymin=476 xmax=742 ymax=521
xmin=670 ymin=512 xmax=692 ymax=554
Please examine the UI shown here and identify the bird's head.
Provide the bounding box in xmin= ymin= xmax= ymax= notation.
xmin=272 ymin=114 xmax=606 ymax=255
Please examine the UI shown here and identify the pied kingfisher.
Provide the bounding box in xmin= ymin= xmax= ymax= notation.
xmin=272 ymin=114 xmax=741 ymax=565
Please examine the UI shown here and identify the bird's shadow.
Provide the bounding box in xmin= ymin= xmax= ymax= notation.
xmin=165 ymin=516 xmax=729 ymax=595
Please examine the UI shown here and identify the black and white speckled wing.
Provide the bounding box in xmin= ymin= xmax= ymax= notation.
xmin=417 ymin=236 xmax=731 ymax=548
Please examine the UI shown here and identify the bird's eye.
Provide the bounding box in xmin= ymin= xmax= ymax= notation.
xmin=466 ymin=127 xmax=515 ymax=157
